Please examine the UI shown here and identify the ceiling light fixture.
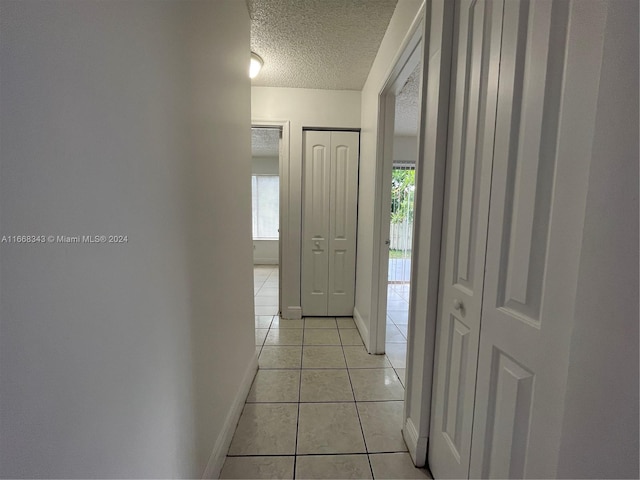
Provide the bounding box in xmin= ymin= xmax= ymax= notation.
xmin=250 ymin=52 xmax=264 ymax=79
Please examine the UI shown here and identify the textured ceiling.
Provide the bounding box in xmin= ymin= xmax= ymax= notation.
xmin=395 ymin=62 xmax=421 ymax=136
xmin=249 ymin=0 xmax=399 ymax=90
xmin=252 ymin=127 xmax=280 ymax=157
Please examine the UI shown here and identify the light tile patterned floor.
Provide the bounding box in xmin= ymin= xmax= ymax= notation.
xmin=386 ymin=280 xmax=409 ymax=381
xmin=220 ymin=266 xmax=431 ymax=479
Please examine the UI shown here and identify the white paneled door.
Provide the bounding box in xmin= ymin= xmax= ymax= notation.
xmin=468 ymin=1 xmax=576 ymax=478
xmin=302 ymin=130 xmax=359 ymax=317
xmin=428 ymin=0 xmax=503 ymax=478
xmin=430 ymin=0 xmax=591 ymax=478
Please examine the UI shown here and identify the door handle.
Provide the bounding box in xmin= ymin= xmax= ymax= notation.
xmin=453 ymin=298 xmax=464 ymax=311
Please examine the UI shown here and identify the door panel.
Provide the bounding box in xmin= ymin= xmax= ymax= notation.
xmin=302 ymin=131 xmax=331 ymax=316
xmin=469 ymin=2 xmax=571 ymax=478
xmin=302 ymin=130 xmax=359 ymax=316
xmin=328 ymin=132 xmax=359 ymax=315
xmin=428 ymin=0 xmax=503 ymax=478
xmin=478 ymin=350 xmax=534 ymax=479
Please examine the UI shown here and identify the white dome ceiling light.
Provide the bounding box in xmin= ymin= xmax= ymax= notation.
xmin=250 ymin=52 xmax=264 ymax=79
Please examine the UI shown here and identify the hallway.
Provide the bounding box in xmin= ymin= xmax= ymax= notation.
xmin=220 ymin=266 xmax=431 ymax=479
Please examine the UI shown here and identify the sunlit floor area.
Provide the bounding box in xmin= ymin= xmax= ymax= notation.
xmin=253 ymin=265 xmax=280 ymax=318
xmin=386 ymin=280 xmax=409 ymax=376
xmin=219 ymin=266 xmax=431 ymax=479
xmin=386 ymin=256 xmax=410 ymax=381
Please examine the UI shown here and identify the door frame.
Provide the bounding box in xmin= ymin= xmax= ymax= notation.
xmin=401 ymin=0 xmax=455 ymax=467
xmin=251 ymin=119 xmax=290 ymax=316
xmin=370 ymin=3 xmax=425 ymax=356
xmin=370 ymin=0 xmax=456 ymax=467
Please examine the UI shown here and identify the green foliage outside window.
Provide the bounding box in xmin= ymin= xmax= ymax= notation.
xmin=390 ymin=168 xmax=415 ymax=224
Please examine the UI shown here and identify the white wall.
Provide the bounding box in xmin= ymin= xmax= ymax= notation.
xmin=558 ymin=1 xmax=639 ymax=477
xmin=393 ymin=135 xmax=418 ymax=163
xmin=355 ymin=0 xmax=423 ymax=343
xmin=253 ymin=240 xmax=278 ymax=265
xmin=251 ymin=87 xmax=361 ymax=317
xmin=0 ymin=1 xmax=255 ymax=478
xmin=252 ymin=156 xmax=279 ymax=264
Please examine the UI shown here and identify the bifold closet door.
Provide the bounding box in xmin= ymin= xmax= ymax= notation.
xmin=430 ymin=1 xmax=589 ymax=478
xmin=428 ymin=0 xmax=504 ymax=478
xmin=302 ymin=130 xmax=359 ymax=317
xmin=469 ymin=2 xmax=576 ymax=478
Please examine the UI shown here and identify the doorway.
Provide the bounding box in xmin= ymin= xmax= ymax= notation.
xmin=370 ymin=9 xmax=423 ymax=351
xmin=251 ymin=124 xmax=285 ymax=346
xmin=385 ymin=62 xmax=421 ymax=384
xmin=371 ymin=0 xmax=454 ymax=468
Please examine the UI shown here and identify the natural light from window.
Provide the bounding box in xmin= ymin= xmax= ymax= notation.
xmin=251 ymin=175 xmax=279 ymax=239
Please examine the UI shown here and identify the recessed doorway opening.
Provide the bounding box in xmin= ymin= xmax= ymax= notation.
xmin=251 ymin=126 xmax=282 ymax=333
xmin=384 ymin=60 xmax=421 ymax=380
xmin=370 ymin=14 xmax=423 ymax=355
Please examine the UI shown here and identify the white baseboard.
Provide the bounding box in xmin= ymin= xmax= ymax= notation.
xmin=253 ymin=258 xmax=278 ymax=265
xmin=353 ymin=307 xmax=370 ymax=352
xmin=403 ymin=417 xmax=428 ymax=467
xmin=202 ymin=350 xmax=259 ymax=479
xmin=282 ymin=306 xmax=302 ymax=320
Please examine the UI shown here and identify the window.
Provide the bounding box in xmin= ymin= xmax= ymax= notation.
xmin=252 ymin=175 xmax=279 ymax=239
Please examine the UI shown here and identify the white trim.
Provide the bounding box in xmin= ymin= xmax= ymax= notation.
xmin=202 ymin=351 xmax=258 ymax=479
xmin=403 ymin=417 xmax=428 ymax=467
xmin=283 ymin=306 xmax=302 ymax=320
xmin=403 ymin=0 xmax=454 ymax=471
xmin=352 ymin=307 xmax=370 ymax=352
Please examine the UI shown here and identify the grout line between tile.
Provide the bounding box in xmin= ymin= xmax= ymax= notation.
xmin=226 ymin=451 xmax=412 ymax=458
xmin=291 ymin=320 xmax=306 ymax=479
xmin=340 ymin=334 xmax=375 ymax=479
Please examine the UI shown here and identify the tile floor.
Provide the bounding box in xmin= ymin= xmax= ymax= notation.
xmin=220 ymin=266 xmax=431 ymax=479
xmin=386 ymin=257 xmax=411 ymax=385
xmin=385 ymin=280 xmax=409 ymax=381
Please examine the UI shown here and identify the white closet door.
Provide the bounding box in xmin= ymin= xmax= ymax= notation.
xmin=428 ymin=1 xmax=503 ymax=478
xmin=302 ymin=130 xmax=331 ymax=316
xmin=327 ymin=131 xmax=359 ymax=316
xmin=469 ymin=2 xmax=576 ymax=478
xmin=302 ymin=130 xmax=359 ymax=316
